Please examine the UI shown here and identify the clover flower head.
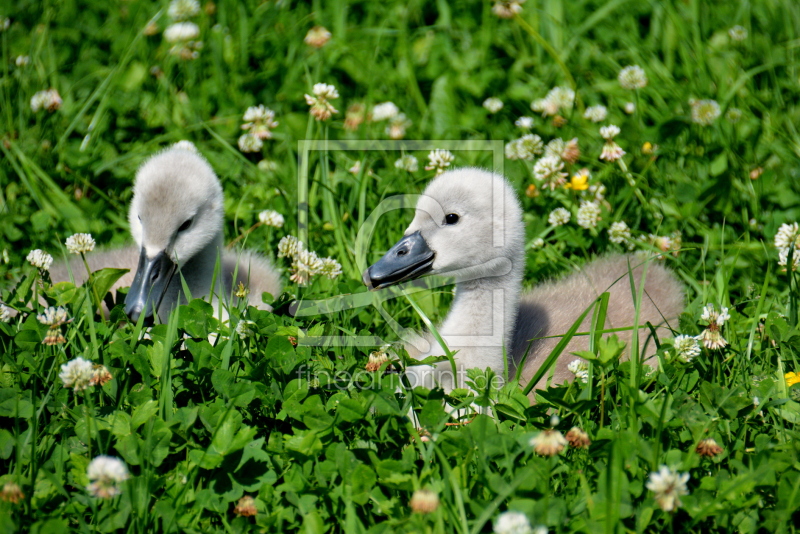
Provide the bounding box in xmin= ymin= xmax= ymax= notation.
xmin=729 ymin=25 xmax=748 ymax=41
xmin=624 ymin=102 xmax=636 ymax=114
xmin=27 ymin=249 xmax=53 ymax=271
xmin=60 ymin=357 xmax=94 ymax=392
xmin=618 ymin=65 xmax=648 ymax=90
xmin=505 ymin=134 xmax=543 ymax=161
xmin=584 ymin=105 xmax=607 ymax=123
xmin=242 ymin=105 xmax=278 ymax=139
xmin=164 ymin=22 xmax=200 ymax=42
xmin=168 ymin=0 xmax=200 ymax=20
xmin=38 ymin=306 xmax=69 ymax=327
xmin=370 ymin=102 xmax=399 ymax=122
xmin=344 ymin=103 xmax=366 ymax=130
xmin=304 ymin=83 xmax=339 ymax=121
xmin=234 ymin=495 xmax=258 ymax=516
xmin=533 ymin=155 xmax=567 ymax=189
xmin=548 ymin=207 xmax=571 ymax=227
xmin=696 ymin=438 xmax=724 ymax=458
xmin=608 ymin=221 xmax=631 ymax=244
xmin=491 ymin=0 xmax=526 ymax=19
xmin=515 ymin=116 xmax=534 ymax=130
xmin=65 ymin=233 xmax=96 ymax=254
xmin=725 ymin=108 xmax=742 ymax=123
xmin=290 ymin=249 xmax=324 ymax=285
xmin=567 ymin=359 xmax=589 ymax=383
xmin=600 ymin=141 xmax=625 ymax=162
xmin=646 ymin=466 xmax=689 ymax=512
xmin=395 ymin=155 xmax=419 ymax=172
xmin=365 ymin=350 xmax=389 ymax=372
xmin=277 ymin=235 xmax=304 ymax=259
xmin=483 ymin=97 xmax=504 ymax=114
xmin=576 ymin=201 xmax=601 ymax=229
xmin=258 ymin=209 xmax=284 ymax=228
xmin=87 ymin=456 xmax=129 ymax=499
xmin=691 ymin=99 xmax=721 ymax=126
xmin=89 ymin=365 xmax=113 ymax=387
xmin=425 ymin=149 xmax=455 ymax=175
xmin=530 ymin=237 xmax=544 ymax=249
xmin=493 ymin=511 xmax=532 ymax=534
xmin=30 ymin=89 xmax=62 ymax=112
xmin=15 ymin=55 xmax=30 ymax=67
xmin=529 ymin=429 xmax=567 ymax=456
xmin=673 ymin=334 xmax=701 ymax=363
xmin=0 ymin=303 xmax=11 ymax=323
xmin=236 ymin=320 xmax=257 ymax=339
xmin=774 ymin=223 xmax=800 ymax=269
xmin=386 ymin=113 xmax=412 ymax=139
xmin=409 ymin=489 xmax=440 ymax=513
xmin=0 ymin=482 xmax=24 ymax=504
xmin=238 ymin=133 xmax=263 ymax=153
xmin=701 ymin=304 xmax=730 ymax=326
xmin=304 ymin=25 xmax=331 ymax=48
xmin=599 ymin=125 xmax=620 ymax=140
xmin=565 ymin=427 xmax=591 ymax=449
xmin=319 ymin=257 xmax=343 ymax=279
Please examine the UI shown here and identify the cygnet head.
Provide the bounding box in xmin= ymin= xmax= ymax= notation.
xmin=364 ymin=167 xmax=525 ymax=289
xmin=125 ymin=144 xmax=224 ymax=323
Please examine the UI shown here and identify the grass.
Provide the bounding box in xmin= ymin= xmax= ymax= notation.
xmin=2 ymin=0 xmax=800 ymax=532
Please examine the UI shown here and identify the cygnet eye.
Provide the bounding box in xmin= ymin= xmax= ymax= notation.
xmin=444 ymin=213 xmax=460 ymax=225
xmin=178 ymin=218 xmax=193 ymax=233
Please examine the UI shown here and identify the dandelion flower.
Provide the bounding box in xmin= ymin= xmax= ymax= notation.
xmin=30 ymin=89 xmax=62 ymax=112
xmin=483 ymin=97 xmax=504 ymax=113
xmin=370 ymin=102 xmax=399 ymax=121
xmin=277 ymin=235 xmax=304 ymax=259
xmin=236 ymin=320 xmax=256 ymax=339
xmin=646 ymin=466 xmax=689 ymax=512
xmin=548 ymin=208 xmax=571 ymax=227
xmin=491 ymin=0 xmax=526 ymax=19
xmin=290 ymin=249 xmax=324 ymax=285
xmin=0 ymin=302 xmax=12 ymax=323
xmin=168 ymin=0 xmax=200 ymax=20
xmin=515 ymin=116 xmax=534 ymax=130
xmin=567 ymin=359 xmax=589 ymax=383
xmin=258 ymin=210 xmax=284 ymax=228
xmin=365 ymin=350 xmax=389 ymax=372
xmin=505 ymin=134 xmax=543 ymax=161
xmin=618 ymin=65 xmax=648 ymax=90
xmin=304 ymin=25 xmax=331 ymax=48
xmin=242 ymin=105 xmax=278 ymax=139
xmin=87 ymin=456 xmax=129 ymax=499
xmin=409 ymin=489 xmax=439 ymax=513
xmin=533 ymin=155 xmax=567 ymax=190
xmin=319 ymin=257 xmax=343 ymax=279
xmin=237 ymin=133 xmax=263 ymax=153
xmin=565 ymin=168 xmax=590 ymax=191
xmin=234 ymin=495 xmax=258 ymax=516
xmin=0 ymin=482 xmax=24 ymax=504
xmin=729 ymin=25 xmax=748 ymax=41
xmin=425 ymin=149 xmax=455 ymax=175
xmin=691 ymin=99 xmax=721 ymax=126
xmin=673 ymin=334 xmax=701 ymax=363
xmin=304 ymin=83 xmax=339 ymax=121
xmin=565 ymin=427 xmax=591 ymax=449
xmin=624 ymin=102 xmax=636 ymax=114
xmin=386 ymin=113 xmax=412 ymax=139
xmin=65 ymin=233 xmax=95 ymax=254
xmin=60 ymin=357 xmax=94 ymax=391
xmin=163 ymin=22 xmax=200 ymax=42
xmin=529 ymin=429 xmax=567 ymax=456
xmin=608 ymin=221 xmax=631 ymax=244
xmin=576 ymin=201 xmax=601 ymax=229
xmin=584 ymin=105 xmax=607 ymax=123
xmin=786 ymin=372 xmax=800 ymax=387
xmin=395 ymin=155 xmax=419 ymax=172
xmin=493 ymin=511 xmax=532 ymax=534
xmin=696 ymin=438 xmax=724 ymax=458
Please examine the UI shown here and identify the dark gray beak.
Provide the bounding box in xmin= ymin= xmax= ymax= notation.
xmin=363 ymin=231 xmax=435 ymax=290
xmin=125 ymin=249 xmax=177 ymax=323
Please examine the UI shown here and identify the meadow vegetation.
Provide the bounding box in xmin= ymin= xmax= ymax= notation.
xmin=2 ymin=0 xmax=800 ymax=532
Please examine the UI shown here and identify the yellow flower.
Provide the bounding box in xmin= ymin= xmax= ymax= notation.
xmin=642 ymin=142 xmax=653 ymax=154
xmin=786 ymin=372 xmax=800 ymax=387
xmin=525 ymin=184 xmax=539 ymax=198
xmin=565 ymin=169 xmax=589 ymax=191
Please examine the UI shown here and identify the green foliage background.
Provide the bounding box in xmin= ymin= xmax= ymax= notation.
xmin=2 ymin=0 xmax=800 ymax=532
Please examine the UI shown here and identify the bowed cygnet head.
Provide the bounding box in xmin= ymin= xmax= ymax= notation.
xmin=125 ymin=145 xmax=224 ymax=323
xmin=364 ymin=167 xmax=526 ymax=289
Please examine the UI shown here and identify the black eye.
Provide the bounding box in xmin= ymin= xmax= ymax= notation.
xmin=444 ymin=213 xmax=460 ymax=225
xmin=178 ymin=219 xmax=193 ymax=232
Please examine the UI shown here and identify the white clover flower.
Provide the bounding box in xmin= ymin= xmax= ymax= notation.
xmin=599 ymin=125 xmax=620 ymax=140
xmin=65 ymin=233 xmax=96 ymax=255
xmin=277 ymin=235 xmax=304 ymax=259
xmin=27 ymin=249 xmax=53 ymax=271
xmin=242 ymin=105 xmax=278 ymax=139
xmin=583 ymin=105 xmax=607 ymax=123
xmin=608 ymin=221 xmax=631 ymax=244
xmin=505 ymin=134 xmax=543 ymax=161
xmin=236 ymin=320 xmax=256 ymax=339
xmin=60 ymin=357 xmax=94 ymax=392
xmin=163 ymin=22 xmax=200 ymax=42
xmin=30 ymin=89 xmax=62 ymax=112
xmin=567 ymin=359 xmax=589 ymax=383
xmin=394 ymin=155 xmax=419 ymax=172
xmin=173 ymin=140 xmax=198 ymax=152
xmin=530 ymin=98 xmax=559 ymax=117
xmin=515 ymin=116 xmax=534 ymax=130
xmin=529 ymin=429 xmax=568 ymax=456
xmin=618 ymin=65 xmax=648 ymax=90
xmin=493 ymin=511 xmax=532 ymax=534
xmin=258 ymin=159 xmax=278 ymax=173
xmin=168 ymin=0 xmax=200 ymax=20
xmin=530 ymin=238 xmax=544 ymax=249
xmin=386 ymin=113 xmax=412 ymax=139
xmin=425 ymin=149 xmax=455 ymax=175
xmin=548 ymin=86 xmax=575 ymax=109
xmin=237 ymin=133 xmax=263 ymax=153
xmin=304 ymin=83 xmax=339 ymax=121
xmin=646 ymin=466 xmax=689 ymax=512
xmin=319 ymin=257 xmax=343 ymax=279
xmin=15 ymin=55 xmax=29 ymax=67
xmin=483 ymin=97 xmax=504 ymax=113
xmin=258 ymin=210 xmax=284 ymax=228
xmin=697 ymin=304 xmax=729 ymax=350
xmin=691 ymin=99 xmax=721 ymax=126
xmin=576 ymin=201 xmax=601 ymax=229
xmin=548 ymin=207 xmax=571 ymax=227
xmin=0 ymin=303 xmax=12 ymax=323
xmin=775 ymin=222 xmax=800 ymax=250
xmin=673 ymin=335 xmax=701 ymax=363
xmin=600 ymin=141 xmax=625 ymax=162
xmin=87 ymin=456 xmax=129 ymax=499
xmin=729 ymin=25 xmax=748 ymax=41
xmin=701 ymin=304 xmax=730 ymax=326
xmin=348 ymin=160 xmax=363 ymax=175
xmin=304 ymin=25 xmax=332 ymax=48
xmin=370 ymin=102 xmax=399 ymax=121
xmin=533 ymin=155 xmax=567 ymax=189
xmin=491 ymin=0 xmax=526 ymax=19
xmin=290 ymin=249 xmax=324 ymax=285
xmin=38 ymin=306 xmax=69 ymax=327
xmin=624 ymin=102 xmax=636 ymax=114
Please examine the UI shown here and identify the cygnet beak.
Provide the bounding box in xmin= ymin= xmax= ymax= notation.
xmin=363 ymin=231 xmax=435 ymax=290
xmin=125 ymin=249 xmax=177 ymax=323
